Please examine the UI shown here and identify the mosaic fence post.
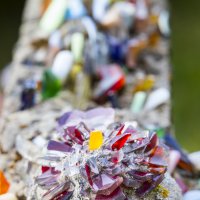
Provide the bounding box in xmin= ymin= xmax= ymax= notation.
xmin=0 ymin=0 xmax=199 ymax=199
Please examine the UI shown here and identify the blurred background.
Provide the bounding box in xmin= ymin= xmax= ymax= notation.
xmin=0 ymin=0 xmax=199 ymax=152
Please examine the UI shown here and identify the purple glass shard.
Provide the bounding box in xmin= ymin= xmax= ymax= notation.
xmin=128 ymin=170 xmax=154 ymax=182
xmin=36 ymin=175 xmax=59 ymax=189
xmin=128 ymin=130 xmax=149 ymax=143
xmin=36 ymin=168 xmax=60 ymax=188
xmin=135 ymin=174 xmax=164 ymax=197
xmin=92 ymin=174 xmax=123 ymax=196
xmin=122 ymin=125 xmax=136 ymax=135
xmin=47 ymin=140 xmax=73 ymax=152
xmin=148 ymin=146 xmax=168 ymax=167
xmin=80 ymin=166 xmax=87 ymax=179
xmin=124 ymin=137 xmax=149 ymax=154
xmin=95 ymin=187 xmax=126 ymax=200
xmin=85 ymin=108 xmax=114 ymax=123
xmin=57 ymin=111 xmax=72 ymax=126
xmin=61 ymin=108 xmax=115 ymax=130
xmin=39 ymin=179 xmax=58 ymax=190
xmin=123 ymin=177 xmax=140 ymax=188
xmin=40 ymin=155 xmax=61 ymax=162
xmin=165 ymin=134 xmax=195 ymax=174
xmin=106 ymin=165 xmax=122 ymax=176
xmin=175 ymin=177 xmax=188 ymax=193
xmin=52 ymin=190 xmax=73 ymax=200
xmin=36 ymin=168 xmax=58 ymax=178
xmin=43 ymin=182 xmax=70 ymax=200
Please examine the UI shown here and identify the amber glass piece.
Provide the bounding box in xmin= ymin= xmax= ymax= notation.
xmin=41 ymin=0 xmax=52 ymax=15
xmin=149 ymin=14 xmax=159 ymax=25
xmin=148 ymin=31 xmax=160 ymax=47
xmin=0 ymin=170 xmax=10 ymax=195
xmin=126 ymin=39 xmax=148 ymax=68
xmin=133 ymin=75 xmax=155 ymax=93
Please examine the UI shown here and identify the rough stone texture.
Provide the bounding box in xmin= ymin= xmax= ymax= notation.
xmin=123 ymin=173 xmax=182 ymax=200
xmin=0 ymin=0 xmax=182 ymax=199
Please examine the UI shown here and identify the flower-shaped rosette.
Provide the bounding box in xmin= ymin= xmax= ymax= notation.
xmin=35 ymin=111 xmax=168 ymax=200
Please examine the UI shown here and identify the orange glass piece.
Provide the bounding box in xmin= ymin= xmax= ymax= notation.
xmin=148 ymin=31 xmax=160 ymax=47
xmin=127 ymin=39 xmax=148 ymax=68
xmin=89 ymin=130 xmax=103 ymax=151
xmin=0 ymin=170 xmax=10 ymax=195
xmin=41 ymin=0 xmax=52 ymax=16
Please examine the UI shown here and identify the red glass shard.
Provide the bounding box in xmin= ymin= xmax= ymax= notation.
xmin=76 ymin=122 xmax=90 ymax=139
xmin=42 ymin=166 xmax=50 ymax=173
xmin=65 ymin=126 xmax=84 ymax=145
xmin=144 ymin=133 xmax=158 ymax=155
xmin=106 ymin=76 xmax=125 ymax=95
xmin=116 ymin=124 xmax=125 ymax=136
xmin=85 ymin=164 xmax=93 ymax=186
xmin=111 ymin=133 xmax=131 ymax=150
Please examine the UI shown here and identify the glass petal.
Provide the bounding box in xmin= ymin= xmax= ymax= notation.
xmin=135 ymin=174 xmax=164 ymax=197
xmin=47 ymin=140 xmax=73 ymax=152
xmin=144 ymin=132 xmax=158 ymax=155
xmin=111 ymin=133 xmax=131 ymax=150
xmin=92 ymin=174 xmax=123 ymax=196
xmin=95 ymin=187 xmax=126 ymax=200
